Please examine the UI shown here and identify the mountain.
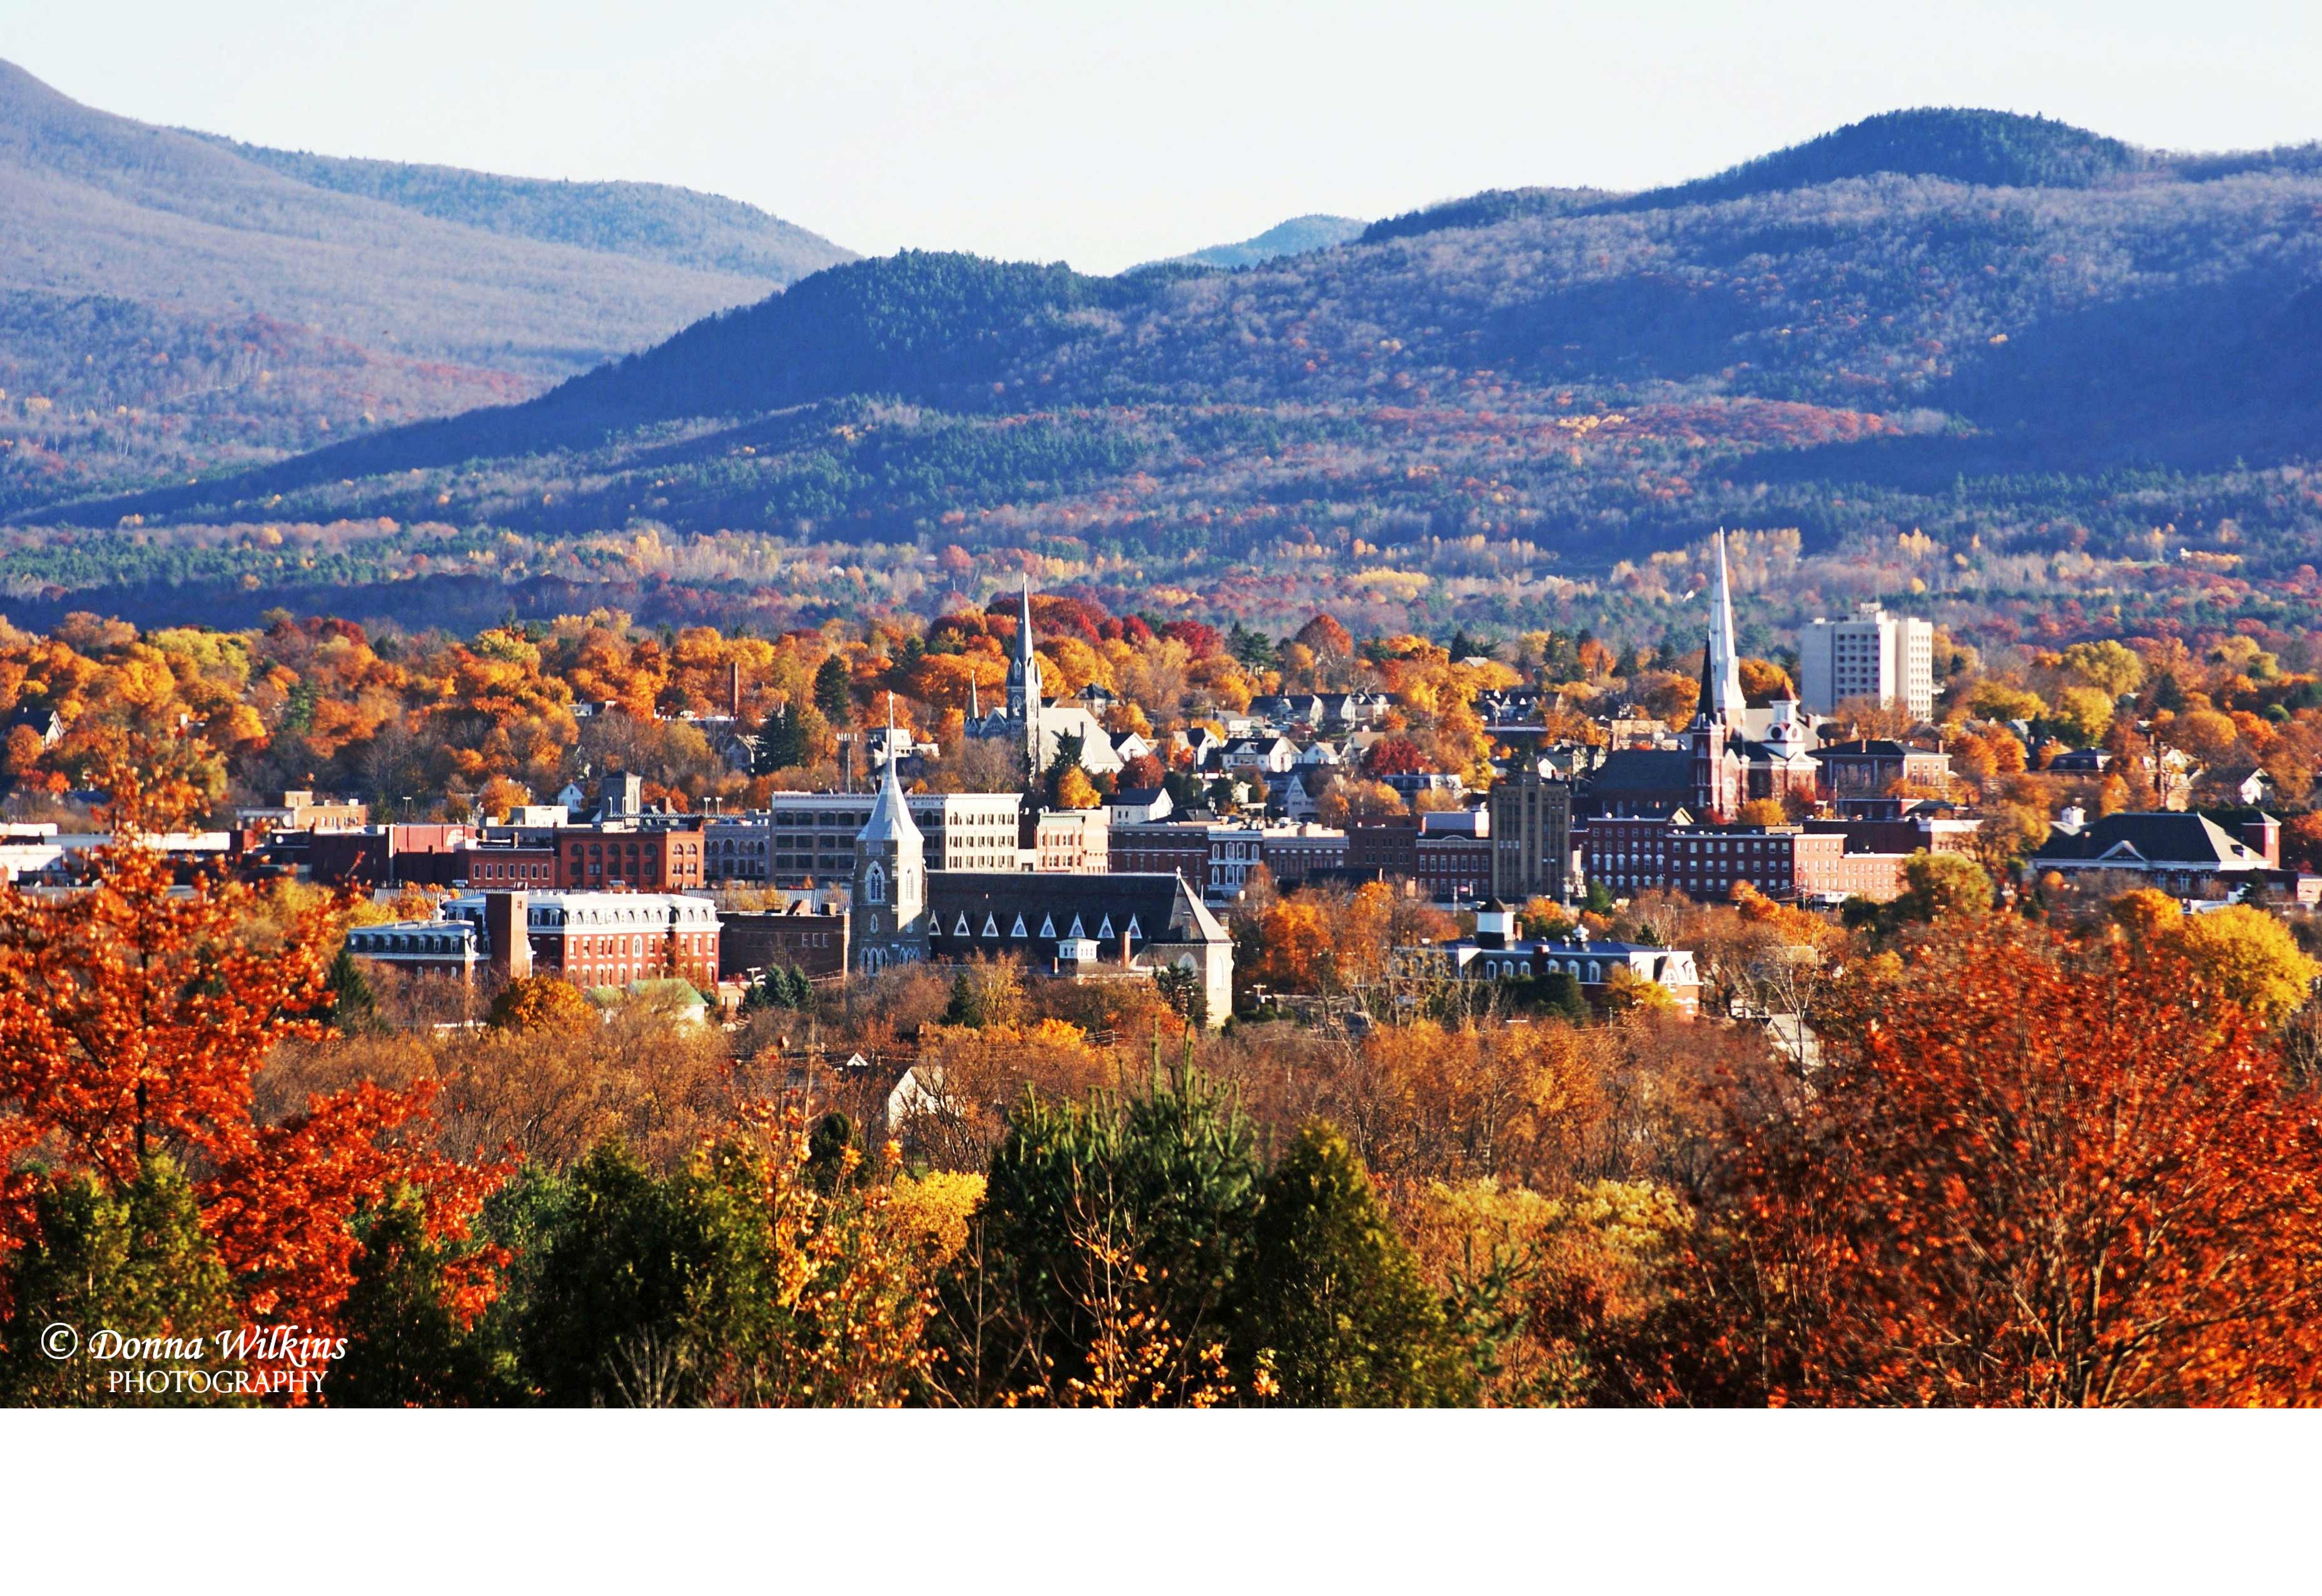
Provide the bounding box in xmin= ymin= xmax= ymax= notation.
xmin=187 ymin=134 xmax=851 ymax=284
xmin=1152 ymin=215 xmax=1366 ymax=270
xmin=0 ymin=58 xmax=849 ymax=510
xmin=1622 ymin=106 xmax=2143 ymax=208
xmin=17 ymin=107 xmax=2322 ymax=638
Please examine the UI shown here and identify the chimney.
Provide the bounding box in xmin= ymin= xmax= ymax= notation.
xmin=485 ymin=891 xmax=532 ymax=981
xmin=1120 ymin=926 xmax=1133 ymax=966
xmin=729 ymin=660 xmax=741 ymax=720
xmin=2244 ymin=812 xmax=2281 ymax=870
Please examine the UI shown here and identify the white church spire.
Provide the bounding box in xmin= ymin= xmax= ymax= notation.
xmin=1703 ymin=528 xmax=1748 ymax=729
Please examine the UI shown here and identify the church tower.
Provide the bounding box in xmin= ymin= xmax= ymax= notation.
xmin=1005 ymin=578 xmax=1045 ymax=777
xmin=1703 ymin=527 xmax=1748 ymax=730
xmin=852 ymin=709 xmax=926 ymax=974
xmin=1689 ymin=528 xmax=1747 ymax=821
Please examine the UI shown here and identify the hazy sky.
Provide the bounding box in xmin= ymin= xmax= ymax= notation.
xmin=11 ymin=1 xmax=2322 ymax=273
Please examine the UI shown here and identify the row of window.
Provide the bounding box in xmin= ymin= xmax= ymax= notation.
xmin=1481 ymin=957 xmax=1605 ymax=982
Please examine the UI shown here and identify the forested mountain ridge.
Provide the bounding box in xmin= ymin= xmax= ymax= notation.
xmin=0 ymin=58 xmax=847 ymax=512
xmin=187 ymin=133 xmax=854 ymax=283
xmin=1153 ymin=215 xmax=1367 ymax=270
xmin=14 ymin=106 xmax=2322 ymax=645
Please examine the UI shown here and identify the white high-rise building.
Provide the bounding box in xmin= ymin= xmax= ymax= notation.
xmin=1798 ymin=602 xmax=1935 ymax=722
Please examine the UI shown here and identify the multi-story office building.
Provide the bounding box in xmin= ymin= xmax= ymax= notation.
xmin=1488 ymin=763 xmax=1573 ymax=902
xmin=1798 ymin=601 xmax=1935 ymax=721
xmin=704 ymin=792 xmax=1024 ymax=885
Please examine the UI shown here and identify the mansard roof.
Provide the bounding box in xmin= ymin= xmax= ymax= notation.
xmin=926 ymin=870 xmax=1228 ymax=946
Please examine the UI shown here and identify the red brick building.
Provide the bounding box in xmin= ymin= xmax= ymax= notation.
xmin=552 ymin=826 xmax=707 ymax=892
xmin=445 ymin=890 xmax=721 ymax=988
xmin=1583 ymin=819 xmax=1909 ymax=904
xmin=719 ymin=904 xmax=852 ymax=981
xmin=1111 ymin=822 xmax=1212 ymax=887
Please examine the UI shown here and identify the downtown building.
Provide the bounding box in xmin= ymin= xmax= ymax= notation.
xmin=1798 ymin=600 xmax=1936 ymax=720
xmin=347 ymin=889 xmax=722 ymax=989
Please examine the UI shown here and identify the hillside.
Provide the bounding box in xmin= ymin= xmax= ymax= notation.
xmin=188 ymin=134 xmax=853 ymax=283
xmin=0 ymin=58 xmax=848 ymax=508
xmin=1154 ymin=215 xmax=1366 ymax=270
xmin=16 ymin=107 xmax=2322 ymax=641
xmin=1622 ymin=106 xmax=2144 ymax=208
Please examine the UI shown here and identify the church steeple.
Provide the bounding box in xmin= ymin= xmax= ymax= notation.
xmin=852 ymin=702 xmax=925 ymax=973
xmin=1699 ymin=528 xmax=1748 ymax=730
xmin=1005 ymin=578 xmax=1045 ymax=775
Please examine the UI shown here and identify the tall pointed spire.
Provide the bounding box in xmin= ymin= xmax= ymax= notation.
xmin=1703 ymin=528 xmax=1747 ymax=729
xmin=1008 ymin=577 xmax=1045 ymax=777
xmin=859 ymin=699 xmax=918 ymax=842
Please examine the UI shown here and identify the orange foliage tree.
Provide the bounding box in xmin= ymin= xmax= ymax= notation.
xmin=0 ymin=749 xmax=502 ymax=1384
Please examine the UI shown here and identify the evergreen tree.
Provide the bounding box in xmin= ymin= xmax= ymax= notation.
xmin=517 ymin=1141 xmax=743 ymax=1407
xmin=813 ymin=654 xmax=853 ymax=726
xmin=320 ymin=944 xmax=378 ymax=1034
xmin=753 ymin=702 xmax=808 ymax=772
xmin=805 ymin=1112 xmax=858 ymax=1193
xmin=1533 ymin=968 xmax=1589 ymax=1024
xmin=1236 ymin=1123 xmax=1468 ymax=1407
xmin=1153 ymin=964 xmax=1208 ymax=1029
xmin=335 ymin=1184 xmax=518 ymax=1407
xmin=943 ymin=1073 xmax=1262 ymax=1403
xmin=1227 ymin=622 xmax=1277 ymax=671
xmin=0 ymin=1157 xmax=238 ymax=1407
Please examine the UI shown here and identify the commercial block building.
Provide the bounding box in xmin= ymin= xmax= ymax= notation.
xmin=705 ymin=792 xmax=1023 ymax=885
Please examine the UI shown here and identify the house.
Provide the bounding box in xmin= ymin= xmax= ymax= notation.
xmin=1278 ymin=767 xmax=1324 ymax=822
xmin=2202 ymin=766 xmax=2277 ymax=807
xmin=3 ymin=707 xmax=65 ymax=750
xmin=1107 ymin=785 xmax=1174 ymax=826
xmin=1222 ymin=734 xmax=1301 ymax=776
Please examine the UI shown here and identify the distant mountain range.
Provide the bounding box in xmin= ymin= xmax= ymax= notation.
xmin=1150 ymin=215 xmax=1366 ymax=271
xmin=11 ymin=104 xmax=2322 ymax=636
xmin=0 ymin=59 xmax=850 ymax=510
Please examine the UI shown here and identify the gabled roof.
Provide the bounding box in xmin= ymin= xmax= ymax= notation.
xmin=1589 ymin=749 xmax=1693 ymax=793
xmin=2033 ymin=811 xmax=2269 ymax=869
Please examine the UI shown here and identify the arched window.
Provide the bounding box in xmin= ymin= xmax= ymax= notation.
xmin=1586 ymin=961 xmax=1602 ymax=983
xmin=864 ymin=863 xmax=886 ymax=905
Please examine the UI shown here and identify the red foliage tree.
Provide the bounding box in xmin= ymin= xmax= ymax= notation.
xmin=1160 ymin=620 xmax=1222 ymax=659
xmin=1119 ymin=753 xmax=1167 ymax=789
xmin=1611 ymin=919 xmax=2322 ymax=1406
xmin=1362 ymin=737 xmax=1431 ymax=777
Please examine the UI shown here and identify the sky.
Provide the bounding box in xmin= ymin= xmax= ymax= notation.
xmin=9 ymin=0 xmax=2322 ymax=274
